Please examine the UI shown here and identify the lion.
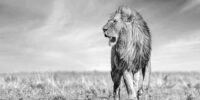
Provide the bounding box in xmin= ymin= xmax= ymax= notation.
xmin=102 ymin=6 xmax=151 ymax=100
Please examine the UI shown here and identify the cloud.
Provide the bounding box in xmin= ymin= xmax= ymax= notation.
xmin=152 ymin=31 xmax=200 ymax=71
xmin=13 ymin=0 xmax=110 ymax=72
xmin=180 ymin=0 xmax=200 ymax=13
xmin=160 ymin=31 xmax=200 ymax=53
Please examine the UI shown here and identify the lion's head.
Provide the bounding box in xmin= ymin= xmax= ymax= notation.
xmin=102 ymin=6 xmax=137 ymax=46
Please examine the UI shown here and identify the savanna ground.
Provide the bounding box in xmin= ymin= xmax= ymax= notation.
xmin=0 ymin=71 xmax=200 ymax=100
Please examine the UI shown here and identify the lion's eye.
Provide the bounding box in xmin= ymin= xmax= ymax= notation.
xmin=113 ymin=19 xmax=117 ymax=23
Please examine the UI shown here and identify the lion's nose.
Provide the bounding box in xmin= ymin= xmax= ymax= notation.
xmin=103 ymin=28 xmax=108 ymax=32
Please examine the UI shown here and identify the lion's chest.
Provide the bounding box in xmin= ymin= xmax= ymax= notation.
xmin=111 ymin=47 xmax=140 ymax=72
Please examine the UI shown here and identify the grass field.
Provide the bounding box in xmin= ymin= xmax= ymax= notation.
xmin=0 ymin=71 xmax=200 ymax=100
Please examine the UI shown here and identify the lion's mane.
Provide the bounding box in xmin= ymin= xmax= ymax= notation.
xmin=112 ymin=6 xmax=151 ymax=73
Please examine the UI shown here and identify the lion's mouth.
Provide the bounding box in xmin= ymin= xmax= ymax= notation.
xmin=109 ymin=37 xmax=116 ymax=43
xmin=104 ymin=34 xmax=117 ymax=46
xmin=108 ymin=36 xmax=117 ymax=46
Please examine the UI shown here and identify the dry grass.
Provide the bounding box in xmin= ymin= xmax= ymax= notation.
xmin=0 ymin=71 xmax=200 ymax=100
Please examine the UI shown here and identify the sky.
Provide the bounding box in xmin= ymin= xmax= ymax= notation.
xmin=0 ymin=0 xmax=200 ymax=73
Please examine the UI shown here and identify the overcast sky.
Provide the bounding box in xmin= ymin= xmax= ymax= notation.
xmin=0 ymin=0 xmax=200 ymax=73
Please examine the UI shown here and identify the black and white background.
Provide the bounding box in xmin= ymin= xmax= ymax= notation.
xmin=0 ymin=0 xmax=200 ymax=72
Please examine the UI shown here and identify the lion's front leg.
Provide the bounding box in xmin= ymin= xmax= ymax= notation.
xmin=111 ymin=69 xmax=122 ymax=100
xmin=123 ymin=70 xmax=138 ymax=100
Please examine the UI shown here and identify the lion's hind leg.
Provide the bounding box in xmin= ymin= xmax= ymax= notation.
xmin=138 ymin=62 xmax=151 ymax=100
xmin=134 ymin=69 xmax=143 ymax=99
xmin=142 ymin=62 xmax=151 ymax=92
